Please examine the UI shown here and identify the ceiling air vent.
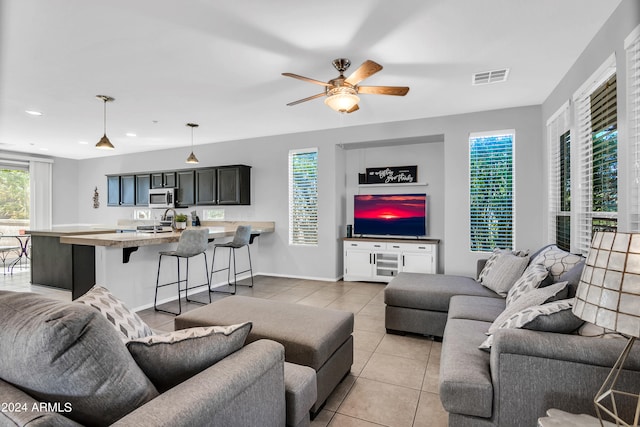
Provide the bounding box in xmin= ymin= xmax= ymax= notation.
xmin=472 ymin=68 xmax=510 ymax=85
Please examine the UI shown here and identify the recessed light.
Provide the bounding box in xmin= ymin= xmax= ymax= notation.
xmin=78 ymin=141 xmax=89 ymax=145
xmin=126 ymin=133 xmax=137 ymax=137
xmin=39 ymin=147 xmax=49 ymax=151
xmin=25 ymin=110 xmax=43 ymax=116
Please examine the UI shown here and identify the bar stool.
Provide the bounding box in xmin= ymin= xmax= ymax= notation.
xmin=154 ymin=229 xmax=211 ymax=315
xmin=210 ymin=225 xmax=253 ymax=295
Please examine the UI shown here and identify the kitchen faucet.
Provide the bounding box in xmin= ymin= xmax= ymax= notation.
xmin=162 ymin=208 xmax=177 ymax=230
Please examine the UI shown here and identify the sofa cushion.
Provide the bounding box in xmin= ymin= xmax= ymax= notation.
xmin=440 ymin=318 xmax=494 ymax=418
xmin=506 ymin=263 xmax=549 ymax=306
xmin=531 ymin=245 xmax=583 ymax=281
xmin=448 ymin=295 xmax=506 ymax=323
xmin=487 ymin=281 xmax=569 ymax=335
xmin=479 ymin=299 xmax=582 ymax=349
xmin=0 ymin=291 xmax=158 ymax=426
xmin=126 ymin=322 xmax=252 ymax=392
xmin=480 ymin=253 xmax=529 ymax=296
xmin=557 ymin=259 xmax=585 ymax=297
xmin=75 ymin=284 xmax=153 ymax=341
xmin=385 ymin=272 xmax=500 ymax=313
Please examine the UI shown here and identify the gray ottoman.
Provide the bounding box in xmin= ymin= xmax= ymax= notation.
xmin=175 ymin=295 xmax=354 ymax=414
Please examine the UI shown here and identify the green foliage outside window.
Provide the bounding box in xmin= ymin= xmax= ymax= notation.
xmin=0 ymin=169 xmax=29 ymax=219
xmin=469 ymin=134 xmax=514 ymax=252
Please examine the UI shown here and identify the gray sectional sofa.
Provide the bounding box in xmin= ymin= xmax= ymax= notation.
xmin=384 ymin=246 xmax=640 ymax=426
xmin=0 ymin=290 xmax=287 ymax=427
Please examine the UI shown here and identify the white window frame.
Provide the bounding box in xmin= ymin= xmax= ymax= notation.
xmin=626 ymin=25 xmax=640 ymax=231
xmin=572 ymin=54 xmax=617 ymax=255
xmin=546 ymin=101 xmax=572 ymax=250
xmin=469 ymin=130 xmax=516 ymax=252
xmin=288 ymin=148 xmax=318 ymax=246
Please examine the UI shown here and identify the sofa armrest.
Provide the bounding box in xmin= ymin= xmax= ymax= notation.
xmin=489 ymin=329 xmax=640 ymax=426
xmin=113 ymin=339 xmax=286 ymax=427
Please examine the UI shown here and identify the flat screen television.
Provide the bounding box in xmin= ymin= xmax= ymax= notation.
xmin=354 ymin=193 xmax=427 ymax=237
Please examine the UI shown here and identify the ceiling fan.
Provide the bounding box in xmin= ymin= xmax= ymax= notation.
xmin=282 ymin=58 xmax=409 ymax=113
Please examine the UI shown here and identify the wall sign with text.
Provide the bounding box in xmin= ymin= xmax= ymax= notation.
xmin=365 ymin=166 xmax=417 ymax=184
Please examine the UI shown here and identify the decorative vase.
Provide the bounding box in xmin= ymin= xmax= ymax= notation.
xmin=175 ymin=222 xmax=187 ymax=230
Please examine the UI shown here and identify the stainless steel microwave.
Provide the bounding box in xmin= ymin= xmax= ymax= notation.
xmin=148 ymin=188 xmax=176 ymax=209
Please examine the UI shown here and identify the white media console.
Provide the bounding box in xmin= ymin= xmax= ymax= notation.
xmin=343 ymin=237 xmax=439 ymax=283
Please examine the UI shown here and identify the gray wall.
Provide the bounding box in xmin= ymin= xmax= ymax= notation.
xmin=60 ymin=103 xmax=544 ymax=279
xmin=542 ymin=0 xmax=640 ymax=235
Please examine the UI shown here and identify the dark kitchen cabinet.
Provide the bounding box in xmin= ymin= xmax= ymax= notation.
xmin=107 ymin=164 xmax=250 ymax=208
xmin=107 ymin=176 xmax=120 ymax=206
xmin=217 ymin=165 xmax=250 ymax=205
xmin=151 ymin=172 xmax=176 ymax=188
xmin=135 ymin=174 xmax=151 ymax=205
xmin=177 ymin=170 xmax=195 ymax=206
xmin=120 ymin=175 xmax=135 ymax=206
xmin=195 ymin=168 xmax=217 ymax=205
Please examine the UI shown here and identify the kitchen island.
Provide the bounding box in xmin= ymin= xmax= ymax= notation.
xmin=32 ymin=222 xmax=274 ymax=308
xmin=29 ymin=226 xmax=118 ymax=296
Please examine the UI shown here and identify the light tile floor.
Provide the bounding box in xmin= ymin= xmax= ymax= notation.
xmin=0 ymin=271 xmax=448 ymax=427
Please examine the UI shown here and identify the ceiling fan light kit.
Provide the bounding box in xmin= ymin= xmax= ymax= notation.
xmin=95 ymin=95 xmax=115 ymax=150
xmin=283 ymin=58 xmax=409 ymax=114
xmin=324 ymin=87 xmax=360 ymax=113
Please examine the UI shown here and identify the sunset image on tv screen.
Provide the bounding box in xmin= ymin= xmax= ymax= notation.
xmin=354 ymin=194 xmax=426 ymax=236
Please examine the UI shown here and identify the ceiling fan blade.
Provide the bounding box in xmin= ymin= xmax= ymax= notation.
xmin=346 ymin=104 xmax=359 ymax=113
xmin=282 ymin=73 xmax=331 ymax=87
xmin=344 ymin=60 xmax=383 ymax=85
xmin=286 ymin=92 xmax=326 ymax=106
xmin=358 ymin=86 xmax=410 ymax=96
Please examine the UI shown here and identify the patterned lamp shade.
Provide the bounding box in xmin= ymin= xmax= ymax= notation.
xmin=572 ymin=231 xmax=640 ymax=338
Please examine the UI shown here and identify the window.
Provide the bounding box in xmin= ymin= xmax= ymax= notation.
xmin=573 ymin=55 xmax=617 ymax=254
xmin=0 ymin=164 xmax=30 ymax=234
xmin=288 ymin=148 xmax=318 ymax=246
xmin=469 ymin=131 xmax=515 ymax=252
xmin=547 ymin=102 xmax=571 ymax=251
xmin=627 ymin=25 xmax=640 ymax=231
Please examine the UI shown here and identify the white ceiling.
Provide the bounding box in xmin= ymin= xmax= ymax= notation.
xmin=0 ymin=0 xmax=622 ymax=160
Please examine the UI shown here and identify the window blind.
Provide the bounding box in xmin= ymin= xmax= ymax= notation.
xmin=627 ymin=25 xmax=640 ymax=231
xmin=546 ymin=102 xmax=571 ymax=251
xmin=469 ymin=131 xmax=515 ymax=252
xmin=573 ymin=55 xmax=617 ymax=255
xmin=288 ymin=148 xmax=318 ymax=246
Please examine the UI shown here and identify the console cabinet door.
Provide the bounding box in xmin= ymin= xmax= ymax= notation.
xmin=345 ymin=250 xmax=374 ymax=279
xmin=401 ymin=252 xmax=434 ymax=274
xmin=195 ymin=168 xmax=217 ymax=205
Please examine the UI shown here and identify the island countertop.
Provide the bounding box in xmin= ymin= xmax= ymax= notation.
xmin=27 ymin=225 xmax=117 ymax=237
xmin=59 ymin=221 xmax=275 ymax=248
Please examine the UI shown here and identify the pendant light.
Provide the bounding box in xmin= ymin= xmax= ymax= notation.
xmin=95 ymin=95 xmax=115 ymax=150
xmin=185 ymin=123 xmax=199 ymax=164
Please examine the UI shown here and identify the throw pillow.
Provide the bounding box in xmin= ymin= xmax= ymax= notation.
xmin=75 ymin=284 xmax=153 ymax=341
xmin=506 ymin=263 xmax=549 ymax=306
xmin=0 ymin=291 xmax=158 ymax=426
xmin=478 ymin=248 xmax=528 ymax=283
xmin=479 ymin=299 xmax=578 ymax=350
xmin=480 ymin=252 xmax=530 ymax=296
xmin=487 ymin=281 xmax=569 ymax=335
xmin=531 ymin=245 xmax=583 ymax=281
xmin=127 ymin=322 xmax=252 ymax=392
